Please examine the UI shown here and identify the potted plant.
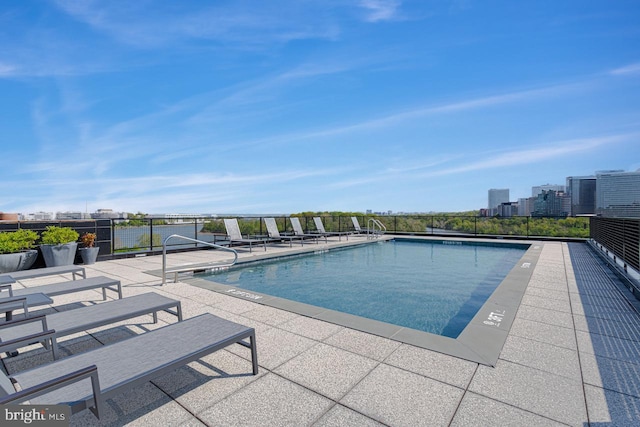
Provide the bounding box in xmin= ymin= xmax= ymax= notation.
xmin=0 ymin=229 xmax=39 ymax=273
xmin=79 ymin=232 xmax=99 ymax=265
xmin=40 ymin=226 xmax=79 ymax=267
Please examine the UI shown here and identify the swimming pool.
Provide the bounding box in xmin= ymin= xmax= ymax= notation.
xmin=198 ymin=239 xmax=527 ymax=338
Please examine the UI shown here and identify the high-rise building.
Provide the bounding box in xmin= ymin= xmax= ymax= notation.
xmin=518 ymin=197 xmax=535 ymax=216
xmin=532 ymin=184 xmax=565 ymax=197
xmin=532 ymin=190 xmax=568 ymax=217
xmin=596 ymin=170 xmax=640 ymax=217
xmin=566 ymin=176 xmax=596 ymax=216
xmin=488 ymin=189 xmax=509 ymax=215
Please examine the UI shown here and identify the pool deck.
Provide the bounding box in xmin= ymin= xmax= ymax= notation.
xmin=2 ymin=236 xmax=640 ymax=426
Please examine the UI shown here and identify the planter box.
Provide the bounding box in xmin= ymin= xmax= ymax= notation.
xmin=79 ymin=247 xmax=99 ymax=265
xmin=0 ymin=250 xmax=38 ymax=274
xmin=40 ymin=243 xmax=78 ymax=267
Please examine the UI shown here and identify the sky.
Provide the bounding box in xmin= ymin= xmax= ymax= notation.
xmin=1 ymin=1 xmax=640 ymax=215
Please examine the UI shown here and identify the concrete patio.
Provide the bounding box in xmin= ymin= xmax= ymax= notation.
xmin=2 ymin=237 xmax=639 ymax=426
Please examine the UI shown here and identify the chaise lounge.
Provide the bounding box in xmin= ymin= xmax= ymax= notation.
xmin=0 ymin=313 xmax=258 ymax=419
xmin=2 ymin=275 xmax=123 ymax=301
xmin=223 ymin=218 xmax=270 ymax=252
xmin=0 ymin=292 xmax=182 ymax=359
xmin=0 ymin=265 xmax=86 ymax=285
xmin=290 ymin=217 xmax=325 ymax=243
xmin=264 ymin=218 xmax=305 ymax=247
xmin=312 ymin=217 xmax=350 ymax=241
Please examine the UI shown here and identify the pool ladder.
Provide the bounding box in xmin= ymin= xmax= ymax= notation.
xmin=367 ymin=219 xmax=386 ymax=239
xmin=161 ymin=234 xmax=238 ymax=284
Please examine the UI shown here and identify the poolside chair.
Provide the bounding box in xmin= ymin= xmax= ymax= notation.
xmin=351 ymin=216 xmax=365 ymax=234
xmin=2 ymin=276 xmax=122 ymax=301
xmin=223 ymin=218 xmax=270 ymax=252
xmin=289 ymin=217 xmax=325 ymax=243
xmin=264 ymin=218 xmax=304 ymax=247
xmin=0 ymin=265 xmax=86 ymax=282
xmin=0 ymin=292 xmax=182 ymax=359
xmin=0 ymin=313 xmax=257 ymax=419
xmin=1 ymin=276 xmax=123 ymax=321
xmin=313 ymin=217 xmax=350 ymax=241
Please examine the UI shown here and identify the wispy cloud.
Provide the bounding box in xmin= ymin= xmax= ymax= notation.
xmin=241 ymin=81 xmax=583 ymax=147
xmin=424 ymin=134 xmax=633 ymax=177
xmin=610 ymin=62 xmax=640 ymax=76
xmin=54 ymin=0 xmax=342 ymax=48
xmin=359 ymin=0 xmax=402 ymax=22
xmin=0 ymin=62 xmax=17 ymax=77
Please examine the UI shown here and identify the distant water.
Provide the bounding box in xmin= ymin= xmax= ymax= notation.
xmin=113 ymin=224 xmax=218 ymax=250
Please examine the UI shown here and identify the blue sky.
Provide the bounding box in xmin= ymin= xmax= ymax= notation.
xmin=1 ymin=1 xmax=639 ymax=215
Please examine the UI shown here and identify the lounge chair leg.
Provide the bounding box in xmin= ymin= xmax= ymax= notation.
xmin=51 ymin=337 xmax=59 ymax=360
xmin=250 ymin=334 xmax=258 ymax=375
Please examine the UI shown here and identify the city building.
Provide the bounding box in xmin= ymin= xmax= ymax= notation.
xmin=498 ymin=202 xmax=518 ymax=217
xmin=532 ymin=190 xmax=568 ymax=217
xmin=518 ymin=197 xmax=535 ymax=216
xmin=532 ymin=184 xmax=565 ymax=197
xmin=91 ymin=209 xmax=127 ymax=219
xmin=488 ymin=189 xmax=510 ymax=216
xmin=566 ymin=175 xmax=596 ymax=216
xmin=56 ymin=211 xmax=92 ymax=220
xmin=596 ymin=170 xmax=640 ymax=218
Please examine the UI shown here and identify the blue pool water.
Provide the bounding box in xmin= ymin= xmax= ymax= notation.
xmin=200 ymin=240 xmax=527 ymax=338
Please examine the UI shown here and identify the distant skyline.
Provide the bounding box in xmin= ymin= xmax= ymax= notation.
xmin=1 ymin=1 xmax=639 ymax=215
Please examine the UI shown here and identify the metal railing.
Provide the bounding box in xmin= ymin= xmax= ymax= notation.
xmin=367 ymin=218 xmax=386 ymax=239
xmin=162 ymin=234 xmax=238 ymax=285
xmin=590 ymin=217 xmax=640 ymax=273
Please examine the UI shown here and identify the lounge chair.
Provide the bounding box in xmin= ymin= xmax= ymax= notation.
xmin=264 ymin=218 xmax=304 ymax=247
xmin=2 ymin=276 xmax=123 ymax=301
xmin=0 ymin=292 xmax=182 ymax=359
xmin=313 ymin=217 xmax=350 ymax=241
xmin=289 ymin=217 xmax=325 ymax=243
xmin=223 ymin=218 xmax=270 ymax=252
xmin=0 ymin=313 xmax=258 ymax=419
xmin=351 ymin=216 xmax=365 ymax=234
xmin=1 ymin=276 xmax=122 ymax=322
xmin=0 ymin=265 xmax=86 ymax=284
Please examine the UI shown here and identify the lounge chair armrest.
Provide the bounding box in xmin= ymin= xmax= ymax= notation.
xmin=0 ymin=328 xmax=56 ymax=354
xmin=0 ymin=283 xmax=14 ymax=297
xmin=0 ymin=365 xmax=103 ymax=418
xmin=0 ymin=296 xmax=29 ymax=317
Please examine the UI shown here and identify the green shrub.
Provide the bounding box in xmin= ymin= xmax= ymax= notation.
xmin=41 ymin=226 xmax=79 ymax=245
xmin=0 ymin=229 xmax=39 ymax=254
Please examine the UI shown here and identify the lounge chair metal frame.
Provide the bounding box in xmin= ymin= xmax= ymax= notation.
xmin=0 ymin=313 xmax=258 ymax=419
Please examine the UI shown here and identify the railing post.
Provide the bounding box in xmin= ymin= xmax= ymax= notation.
xmin=149 ymin=219 xmax=153 ymax=251
xmin=111 ymin=219 xmax=115 ymax=255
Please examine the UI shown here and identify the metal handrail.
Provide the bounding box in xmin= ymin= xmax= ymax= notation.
xmin=162 ymin=234 xmax=237 ymax=285
xmin=367 ymin=218 xmax=387 ymax=239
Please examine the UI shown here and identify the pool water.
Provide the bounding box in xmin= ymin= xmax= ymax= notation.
xmin=200 ymin=240 xmax=527 ymax=338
